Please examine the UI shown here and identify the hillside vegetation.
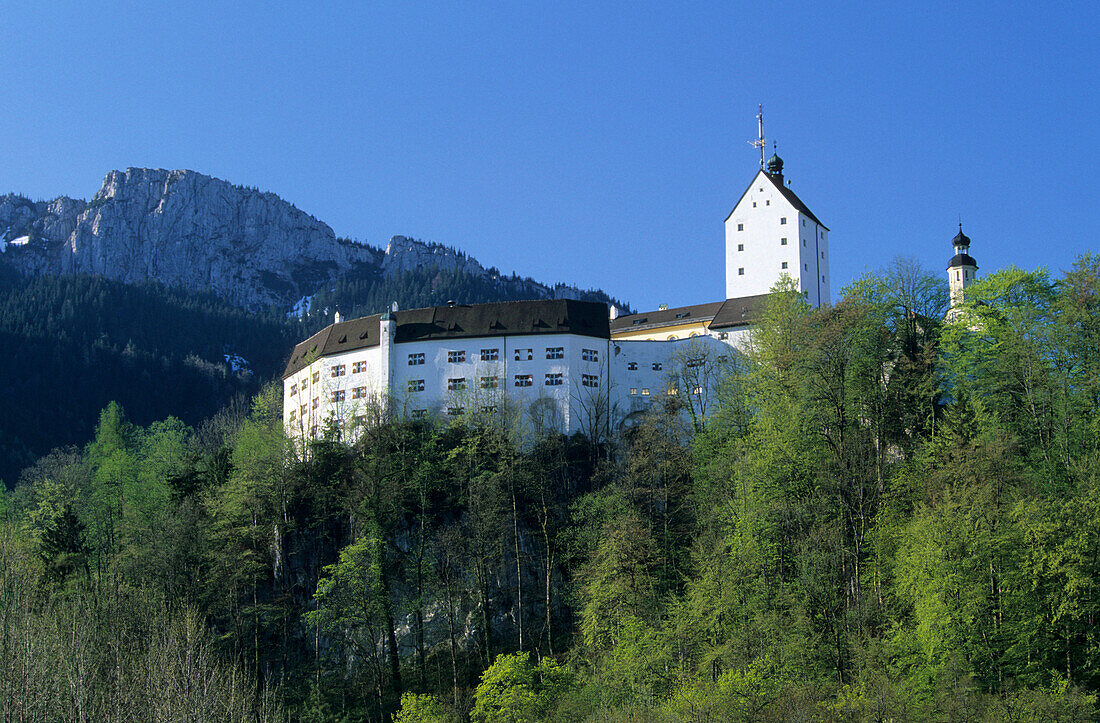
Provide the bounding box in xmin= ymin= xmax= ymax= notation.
xmin=1 ymin=257 xmax=1098 ymax=721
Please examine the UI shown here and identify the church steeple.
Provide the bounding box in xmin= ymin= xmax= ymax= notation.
xmin=947 ymin=223 xmax=978 ymax=311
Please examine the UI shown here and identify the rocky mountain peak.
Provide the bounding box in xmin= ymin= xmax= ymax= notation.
xmin=1 ymin=169 xmax=622 ymax=312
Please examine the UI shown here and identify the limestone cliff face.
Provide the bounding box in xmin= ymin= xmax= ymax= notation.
xmin=1 ymin=168 xmax=616 ymax=310
xmin=1 ymin=169 xmax=380 ymax=308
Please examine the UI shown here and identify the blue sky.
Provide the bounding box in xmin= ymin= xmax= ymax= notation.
xmin=2 ymin=1 xmax=1096 ymax=310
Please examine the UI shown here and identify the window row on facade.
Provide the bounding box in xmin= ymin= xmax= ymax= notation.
xmin=405 ymin=373 xmax=591 ymax=392
xmin=411 ymin=347 xmax=598 ymax=365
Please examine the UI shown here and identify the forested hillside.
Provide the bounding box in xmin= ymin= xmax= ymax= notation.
xmin=0 ymin=264 xmax=624 ymax=486
xmin=1 ymin=257 xmax=1098 ymax=721
xmin=0 ymin=267 xmax=295 ymax=485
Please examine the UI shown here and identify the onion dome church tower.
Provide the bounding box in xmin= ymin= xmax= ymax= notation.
xmin=947 ymin=224 xmax=978 ymax=310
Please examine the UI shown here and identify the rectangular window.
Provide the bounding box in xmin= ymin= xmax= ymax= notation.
xmin=627 ymin=361 xmax=638 ymax=370
xmin=630 ymin=388 xmax=638 ymax=395
xmin=447 ymin=350 xmax=465 ymax=363
xmin=803 ymin=239 xmax=807 ymax=246
xmin=312 ymin=371 xmax=320 ymax=383
xmin=352 ymin=361 xmax=367 ymax=373
xmin=652 ymin=362 xmax=662 ymax=371
xmin=805 ymin=263 xmax=808 ymax=270
xmin=822 ymin=275 xmax=826 ymax=282
xmin=718 ymin=332 xmax=728 ymax=340
xmin=781 ymin=237 xmax=787 ymax=245
xmin=411 ymin=409 xmax=427 ymax=419
xmin=803 ymin=219 xmax=806 ymax=226
xmin=737 ymin=223 xmax=744 ymax=231
xmin=514 ymin=375 xmax=533 ymax=387
xmin=289 ymin=384 xmax=297 ymax=397
xmin=738 ymin=267 xmax=745 ymax=276
xmin=300 ymin=404 xmax=307 ymax=417
xmin=545 ymin=347 xmax=564 ymax=359
xmin=641 ymin=388 xmax=650 ymax=396
xmin=692 ymin=387 xmax=703 ymax=395
xmin=353 ymin=386 xmax=369 ymax=399
xmin=408 ymin=353 xmax=425 ymax=366
xmin=330 ymin=390 xmax=345 ymax=402
xmin=330 ymin=364 xmax=345 ymax=377
xmin=288 ymin=410 xmax=296 ymax=422
xmin=582 ymin=348 xmax=599 ymax=362
xmin=545 ymin=373 xmax=563 ymax=386
xmin=480 ymin=348 xmax=499 ymax=361
xmin=781 ymin=262 xmax=788 ymax=269
xmin=480 ymin=405 xmax=498 ymax=414
xmin=480 ymin=376 xmax=499 ymax=389
xmin=447 ymin=407 xmax=464 ymax=417
xmin=582 ymin=374 xmax=599 ymax=388
xmin=514 ymin=348 xmax=533 ymax=361
xmin=686 ymin=358 xmax=704 ymax=368
xmin=667 ymin=388 xmax=678 ymax=396
xmin=752 ymin=202 xmax=756 ymax=208
xmin=780 ymin=217 xmax=787 ymax=225
xmin=408 ymin=379 xmax=425 ymax=393
xmin=821 ymin=251 xmax=825 ymax=258
xmin=766 ymin=199 xmax=770 ymax=206
xmin=737 ymin=243 xmax=744 ymax=252
xmin=447 ymin=378 xmax=466 ymax=391
xmin=312 ymin=397 xmax=319 ymax=409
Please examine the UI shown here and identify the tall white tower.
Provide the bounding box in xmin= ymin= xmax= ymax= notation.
xmin=947 ymin=224 xmax=977 ymax=309
xmin=724 ymin=150 xmax=830 ymax=305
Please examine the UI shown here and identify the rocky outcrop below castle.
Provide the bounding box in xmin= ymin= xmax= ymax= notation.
xmin=0 ymin=169 xmax=615 ymax=311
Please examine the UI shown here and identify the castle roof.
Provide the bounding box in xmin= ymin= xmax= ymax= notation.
xmin=610 ymin=293 xmax=771 ymax=335
xmin=610 ymin=300 xmax=725 ymax=334
xmin=283 ymin=299 xmax=610 ymax=378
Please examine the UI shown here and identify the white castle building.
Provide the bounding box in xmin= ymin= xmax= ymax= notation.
xmin=283 ymin=113 xmax=832 ymax=442
xmin=282 ymin=299 xmax=739 ymax=440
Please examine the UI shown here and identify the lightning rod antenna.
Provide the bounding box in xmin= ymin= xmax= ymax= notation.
xmin=749 ymin=104 xmax=766 ymax=170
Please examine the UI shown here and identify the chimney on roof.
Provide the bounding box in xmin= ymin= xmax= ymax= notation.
xmin=334 ymin=311 xmax=342 ymax=324
xmin=609 ymin=305 xmax=619 ymax=321
xmin=446 ymin=299 xmax=456 ymax=308
xmin=659 ymin=304 xmax=669 ymax=311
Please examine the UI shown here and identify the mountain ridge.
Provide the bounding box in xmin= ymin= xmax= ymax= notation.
xmin=0 ymin=168 xmax=625 ymax=312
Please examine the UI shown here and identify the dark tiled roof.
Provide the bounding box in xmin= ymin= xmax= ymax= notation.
xmin=394 ymin=299 xmax=609 ymax=343
xmin=610 ymin=301 xmax=725 ymax=334
xmin=283 ymin=300 xmax=610 ymax=378
xmin=283 ymin=314 xmax=382 ymax=377
xmin=725 ymin=169 xmax=829 ymax=231
xmin=610 ymin=294 xmax=772 ymax=335
xmin=709 ymin=294 xmax=771 ymax=329
xmin=947 ymin=253 xmax=978 ymax=269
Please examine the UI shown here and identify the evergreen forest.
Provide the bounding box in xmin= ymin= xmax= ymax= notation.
xmin=1 ymin=257 xmax=1099 ymax=721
